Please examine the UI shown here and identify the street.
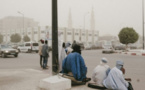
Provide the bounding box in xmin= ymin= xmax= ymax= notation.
xmin=0 ymin=50 xmax=145 ymax=90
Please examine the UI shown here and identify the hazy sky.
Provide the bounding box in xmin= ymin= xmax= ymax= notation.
xmin=0 ymin=0 xmax=144 ymax=36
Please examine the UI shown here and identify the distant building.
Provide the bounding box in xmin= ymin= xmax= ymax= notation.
xmin=1 ymin=26 xmax=99 ymax=46
xmin=0 ymin=16 xmax=39 ymax=33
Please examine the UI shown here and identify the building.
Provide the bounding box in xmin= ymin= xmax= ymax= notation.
xmin=0 ymin=16 xmax=39 ymax=33
xmin=1 ymin=26 xmax=99 ymax=46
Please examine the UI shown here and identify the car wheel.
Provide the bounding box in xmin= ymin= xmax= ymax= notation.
xmin=14 ymin=54 xmax=18 ymax=57
xmin=2 ymin=53 xmax=6 ymax=58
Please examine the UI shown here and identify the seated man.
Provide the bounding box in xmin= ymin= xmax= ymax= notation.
xmin=103 ymin=60 xmax=133 ymax=90
xmin=62 ymin=44 xmax=91 ymax=82
xmin=92 ymin=58 xmax=110 ymax=86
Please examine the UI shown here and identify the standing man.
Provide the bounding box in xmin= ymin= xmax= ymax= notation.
xmin=58 ymin=42 xmax=66 ymax=72
xmin=71 ymin=40 xmax=76 ymax=48
xmin=41 ymin=40 xmax=49 ymax=69
xmin=38 ymin=39 xmax=44 ymax=68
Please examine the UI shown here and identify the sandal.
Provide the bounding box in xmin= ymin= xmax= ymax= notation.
xmin=82 ymin=78 xmax=91 ymax=82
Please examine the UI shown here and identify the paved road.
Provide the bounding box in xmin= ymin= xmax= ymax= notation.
xmin=0 ymin=50 xmax=144 ymax=90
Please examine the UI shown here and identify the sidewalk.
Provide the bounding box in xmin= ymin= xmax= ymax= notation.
xmin=0 ymin=68 xmax=94 ymax=90
xmin=0 ymin=69 xmax=50 ymax=90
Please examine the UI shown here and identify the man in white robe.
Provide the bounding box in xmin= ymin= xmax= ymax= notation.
xmin=103 ymin=60 xmax=129 ymax=90
xmin=92 ymin=58 xmax=110 ymax=86
xmin=58 ymin=31 xmax=66 ymax=72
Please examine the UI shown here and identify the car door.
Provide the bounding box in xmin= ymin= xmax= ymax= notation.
xmin=32 ymin=43 xmax=39 ymax=50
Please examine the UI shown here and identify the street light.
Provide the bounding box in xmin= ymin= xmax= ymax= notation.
xmin=142 ymin=0 xmax=145 ymax=50
xmin=84 ymin=12 xmax=89 ymax=44
xmin=84 ymin=12 xmax=89 ymax=31
xmin=18 ymin=11 xmax=24 ymax=37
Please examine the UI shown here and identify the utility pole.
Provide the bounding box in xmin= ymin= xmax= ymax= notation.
xmin=52 ymin=0 xmax=58 ymax=74
xmin=18 ymin=11 xmax=24 ymax=41
xmin=143 ymin=0 xmax=145 ymax=50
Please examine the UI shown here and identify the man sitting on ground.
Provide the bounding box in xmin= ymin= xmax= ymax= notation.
xmin=103 ymin=60 xmax=133 ymax=90
xmin=62 ymin=44 xmax=91 ymax=82
xmin=92 ymin=58 xmax=110 ymax=86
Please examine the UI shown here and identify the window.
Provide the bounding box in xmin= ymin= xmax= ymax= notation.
xmin=75 ymin=33 xmax=79 ymax=35
xmin=25 ymin=43 xmax=31 ymax=46
xmin=33 ymin=43 xmax=38 ymax=46
xmin=28 ymin=32 xmax=31 ymax=34
xmin=82 ymin=33 xmax=85 ymax=36
xmin=34 ymin=31 xmax=37 ymax=34
xmin=41 ymin=31 xmax=45 ymax=33
xmin=67 ymin=32 xmax=71 ymax=35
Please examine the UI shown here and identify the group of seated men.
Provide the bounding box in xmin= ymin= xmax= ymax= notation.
xmin=61 ymin=44 xmax=133 ymax=90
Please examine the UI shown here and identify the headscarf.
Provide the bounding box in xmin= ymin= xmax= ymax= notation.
xmin=116 ymin=60 xmax=124 ymax=70
xmin=101 ymin=57 xmax=108 ymax=64
xmin=72 ymin=44 xmax=81 ymax=54
xmin=65 ymin=42 xmax=71 ymax=48
xmin=40 ymin=39 xmax=44 ymax=44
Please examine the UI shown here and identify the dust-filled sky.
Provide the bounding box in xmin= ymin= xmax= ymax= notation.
xmin=0 ymin=0 xmax=144 ymax=36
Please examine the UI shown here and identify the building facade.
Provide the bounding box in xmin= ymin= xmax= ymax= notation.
xmin=0 ymin=16 xmax=39 ymax=33
xmin=1 ymin=26 xmax=99 ymax=46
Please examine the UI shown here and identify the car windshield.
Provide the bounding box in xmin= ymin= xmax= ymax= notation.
xmin=33 ymin=43 xmax=38 ymax=46
xmin=19 ymin=44 xmax=24 ymax=47
xmin=25 ymin=43 xmax=31 ymax=46
xmin=1 ymin=45 xmax=12 ymax=49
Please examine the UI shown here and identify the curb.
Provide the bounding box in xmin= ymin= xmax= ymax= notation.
xmin=131 ymin=53 xmax=136 ymax=55
xmin=117 ymin=52 xmax=145 ymax=56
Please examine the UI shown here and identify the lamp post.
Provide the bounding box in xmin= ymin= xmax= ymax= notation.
xmin=18 ymin=11 xmax=24 ymax=38
xmin=84 ymin=12 xmax=89 ymax=31
xmin=84 ymin=12 xmax=89 ymax=44
xmin=52 ymin=0 xmax=58 ymax=74
xmin=142 ymin=0 xmax=145 ymax=50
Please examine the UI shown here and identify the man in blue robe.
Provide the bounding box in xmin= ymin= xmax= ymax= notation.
xmin=62 ymin=44 xmax=90 ymax=82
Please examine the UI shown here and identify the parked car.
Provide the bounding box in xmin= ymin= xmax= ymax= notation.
xmin=0 ymin=44 xmax=19 ymax=58
xmin=102 ymin=44 xmax=114 ymax=53
xmin=17 ymin=42 xmax=39 ymax=53
xmin=85 ymin=45 xmax=91 ymax=50
xmin=114 ymin=45 xmax=126 ymax=50
xmin=102 ymin=48 xmax=114 ymax=53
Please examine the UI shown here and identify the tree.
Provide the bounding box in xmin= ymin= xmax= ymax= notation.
xmin=118 ymin=27 xmax=139 ymax=49
xmin=23 ymin=35 xmax=30 ymax=42
xmin=0 ymin=33 xmax=3 ymax=44
xmin=10 ymin=33 xmax=21 ymax=43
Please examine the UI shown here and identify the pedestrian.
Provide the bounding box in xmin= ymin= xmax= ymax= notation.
xmin=103 ymin=60 xmax=133 ymax=90
xmin=41 ymin=40 xmax=49 ymax=69
xmin=58 ymin=42 xmax=66 ymax=72
xmin=62 ymin=44 xmax=91 ymax=82
xmin=71 ymin=40 xmax=76 ymax=49
xmin=65 ymin=42 xmax=72 ymax=55
xmin=38 ymin=39 xmax=44 ymax=68
xmin=92 ymin=58 xmax=110 ymax=86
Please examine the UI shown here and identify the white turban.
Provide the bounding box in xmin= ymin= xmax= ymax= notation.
xmin=101 ymin=57 xmax=108 ymax=63
xmin=116 ymin=60 xmax=124 ymax=70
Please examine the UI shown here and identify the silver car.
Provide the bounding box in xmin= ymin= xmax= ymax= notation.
xmin=0 ymin=44 xmax=19 ymax=58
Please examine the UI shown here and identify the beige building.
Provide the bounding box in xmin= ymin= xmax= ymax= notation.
xmin=2 ymin=26 xmax=99 ymax=46
xmin=0 ymin=16 xmax=39 ymax=33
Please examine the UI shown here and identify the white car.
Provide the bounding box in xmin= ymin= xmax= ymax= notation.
xmin=102 ymin=48 xmax=114 ymax=53
xmin=17 ymin=42 xmax=39 ymax=53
